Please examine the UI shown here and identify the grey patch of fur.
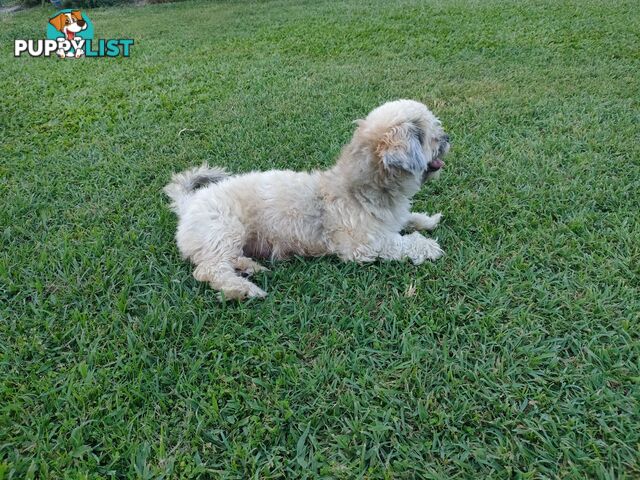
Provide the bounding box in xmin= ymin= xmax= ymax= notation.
xmin=163 ymin=163 xmax=229 ymax=213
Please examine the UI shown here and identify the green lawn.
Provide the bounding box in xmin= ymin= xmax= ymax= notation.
xmin=1 ymin=0 xmax=639 ymax=477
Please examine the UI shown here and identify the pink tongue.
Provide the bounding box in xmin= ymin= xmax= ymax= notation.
xmin=66 ymin=31 xmax=75 ymax=40
xmin=429 ymin=159 xmax=445 ymax=169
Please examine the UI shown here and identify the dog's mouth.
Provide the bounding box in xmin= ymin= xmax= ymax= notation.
xmin=425 ymin=138 xmax=450 ymax=173
xmin=427 ymin=158 xmax=445 ymax=172
xmin=66 ymin=30 xmax=75 ymax=40
xmin=421 ymin=156 xmax=446 ymax=184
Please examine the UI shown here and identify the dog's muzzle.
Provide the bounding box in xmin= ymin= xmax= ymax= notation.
xmin=421 ymin=136 xmax=449 ymax=183
xmin=427 ymin=136 xmax=450 ymax=172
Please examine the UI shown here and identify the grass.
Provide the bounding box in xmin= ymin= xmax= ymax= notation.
xmin=1 ymin=0 xmax=639 ymax=477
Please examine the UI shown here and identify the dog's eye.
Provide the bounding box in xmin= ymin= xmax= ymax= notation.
xmin=65 ymin=18 xmax=70 ymax=24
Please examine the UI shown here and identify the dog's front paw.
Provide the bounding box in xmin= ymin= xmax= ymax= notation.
xmin=421 ymin=213 xmax=442 ymax=231
xmin=406 ymin=233 xmax=444 ymax=264
xmin=406 ymin=212 xmax=443 ymax=232
xmin=217 ymin=282 xmax=267 ymax=301
xmin=75 ymin=49 xmax=85 ymax=58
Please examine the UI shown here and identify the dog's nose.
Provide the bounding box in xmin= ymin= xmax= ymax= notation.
xmin=441 ymin=134 xmax=450 ymax=143
xmin=77 ymin=19 xmax=86 ymax=27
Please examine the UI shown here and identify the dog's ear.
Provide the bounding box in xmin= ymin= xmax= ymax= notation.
xmin=71 ymin=10 xmax=83 ymax=21
xmin=49 ymin=13 xmax=66 ymax=32
xmin=377 ymin=122 xmax=426 ymax=172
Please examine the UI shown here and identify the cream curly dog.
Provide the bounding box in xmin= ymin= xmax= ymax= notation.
xmin=164 ymin=99 xmax=450 ymax=300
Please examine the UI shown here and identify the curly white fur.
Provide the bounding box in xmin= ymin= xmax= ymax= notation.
xmin=164 ymin=99 xmax=450 ymax=300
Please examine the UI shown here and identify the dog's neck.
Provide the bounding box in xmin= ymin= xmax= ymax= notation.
xmin=322 ymin=143 xmax=416 ymax=222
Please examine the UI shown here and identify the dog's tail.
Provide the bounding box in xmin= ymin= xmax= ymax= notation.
xmin=163 ymin=163 xmax=229 ymax=214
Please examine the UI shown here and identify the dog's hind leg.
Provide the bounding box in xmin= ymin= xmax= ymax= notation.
xmin=194 ymin=260 xmax=267 ymax=300
xmin=233 ymin=256 xmax=269 ymax=276
xmin=181 ymin=212 xmax=267 ymax=300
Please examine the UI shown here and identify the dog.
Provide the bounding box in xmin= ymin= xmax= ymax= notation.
xmin=164 ymin=99 xmax=450 ymax=300
xmin=48 ymin=11 xmax=87 ymax=58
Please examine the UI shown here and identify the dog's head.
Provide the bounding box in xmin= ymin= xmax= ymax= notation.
xmin=49 ymin=11 xmax=87 ymax=40
xmin=353 ymin=100 xmax=450 ymax=193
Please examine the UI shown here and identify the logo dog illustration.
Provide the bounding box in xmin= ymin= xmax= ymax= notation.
xmin=48 ymin=10 xmax=88 ymax=58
